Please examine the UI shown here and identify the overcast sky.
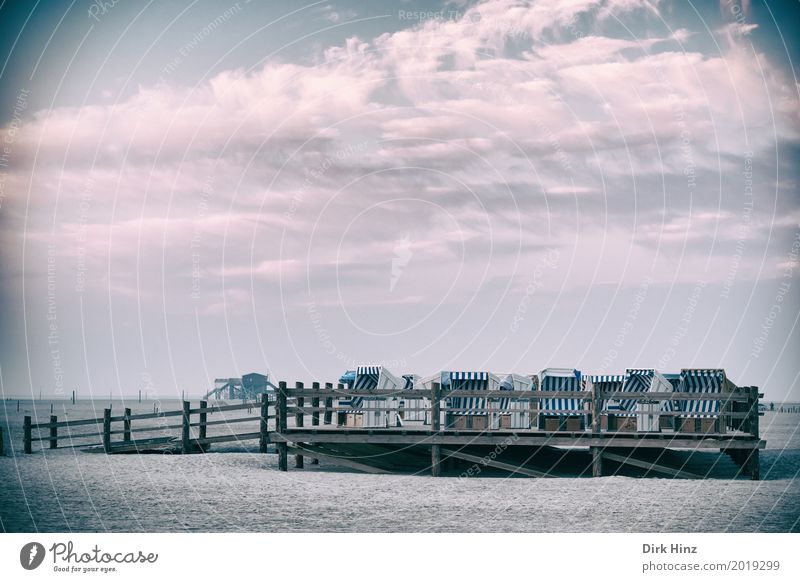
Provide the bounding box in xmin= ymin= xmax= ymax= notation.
xmin=0 ymin=0 xmax=798 ymax=400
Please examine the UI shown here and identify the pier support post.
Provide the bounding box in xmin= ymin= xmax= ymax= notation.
xmin=744 ymin=386 xmax=760 ymax=480
xmin=323 ymin=382 xmax=333 ymax=425
xmin=23 ymin=416 xmax=32 ymax=454
xmin=49 ymin=415 xmax=57 ymax=449
xmin=199 ymin=400 xmax=207 ymax=445
xmin=182 ymin=401 xmax=191 ymax=454
xmin=745 ymin=448 xmax=760 ymax=481
xmin=431 ymin=381 xmax=441 ymax=477
xmin=103 ymin=409 xmax=111 ymax=453
xmin=591 ymin=381 xmax=601 ymax=433
xmin=295 ymin=381 xmax=304 ymax=468
xmin=311 ymin=382 xmax=320 ymax=464
xmin=259 ymin=393 xmax=269 ymax=453
xmin=591 ymin=446 xmax=603 ymax=477
xmin=123 ymin=408 xmax=132 ymax=443
xmin=277 ymin=381 xmax=288 ymax=471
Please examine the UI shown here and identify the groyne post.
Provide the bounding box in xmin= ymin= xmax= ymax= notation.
xmin=49 ymin=415 xmax=57 ymax=449
xmin=23 ymin=416 xmax=31 ymax=454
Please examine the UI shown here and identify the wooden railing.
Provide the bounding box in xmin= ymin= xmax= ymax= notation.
xmin=22 ymin=396 xmax=274 ymax=454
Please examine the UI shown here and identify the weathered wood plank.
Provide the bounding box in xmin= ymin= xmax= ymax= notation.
xmin=270 ymin=431 xmax=762 ymax=449
xmin=442 ymin=448 xmax=549 ymax=478
xmin=287 ymin=444 xmax=391 ymax=474
xmin=196 ymin=432 xmax=262 ymax=445
xmin=601 ymin=451 xmax=702 ymax=479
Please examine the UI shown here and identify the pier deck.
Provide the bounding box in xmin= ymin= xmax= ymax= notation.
xmin=16 ymin=379 xmax=764 ymax=480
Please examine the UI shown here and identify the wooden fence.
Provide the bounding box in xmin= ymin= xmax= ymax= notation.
xmin=22 ymin=396 xmax=273 ymax=454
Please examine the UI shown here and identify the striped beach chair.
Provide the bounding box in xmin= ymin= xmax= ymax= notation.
xmin=677 ymin=369 xmax=730 ymax=434
xmin=538 ymin=368 xmax=588 ymax=431
xmin=587 ymin=374 xmax=625 ymax=430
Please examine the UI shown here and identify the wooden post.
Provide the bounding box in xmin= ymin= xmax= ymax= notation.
xmin=591 ymin=381 xmax=601 ymax=433
xmin=72 ymin=390 xmax=76 ymax=405
xmin=746 ymin=386 xmax=760 ymax=480
xmin=102 ymin=409 xmax=111 ymax=453
xmin=591 ymin=447 xmax=603 ymax=477
xmin=23 ymin=416 xmax=31 ymax=454
xmin=277 ymin=381 xmax=288 ymax=471
xmin=123 ymin=407 xmax=132 ymax=442
xmin=49 ymin=415 xmax=57 ymax=449
xmin=0 ymin=426 xmax=4 ymax=456
xmin=311 ymin=382 xmax=320 ymax=464
xmin=295 ymin=381 xmax=304 ymax=468
xmin=259 ymin=393 xmax=269 ymax=454
xmin=431 ymin=381 xmax=441 ymax=477
xmin=323 ymin=382 xmax=333 ymax=425
xmin=336 ymin=382 xmax=345 ymax=426
xmin=138 ymin=390 xmax=141 ymax=404
xmin=199 ymin=400 xmax=208 ymax=443
xmin=182 ymin=400 xmax=191 ymax=454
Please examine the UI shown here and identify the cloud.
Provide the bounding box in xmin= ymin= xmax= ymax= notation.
xmin=2 ymin=0 xmax=798 ymax=315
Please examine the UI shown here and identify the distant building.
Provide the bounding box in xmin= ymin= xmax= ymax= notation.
xmin=205 ymin=372 xmax=270 ymax=400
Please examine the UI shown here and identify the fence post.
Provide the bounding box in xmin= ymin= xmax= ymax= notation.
xmin=295 ymin=381 xmax=304 ymax=468
xmin=123 ymin=408 xmax=132 ymax=443
xmin=277 ymin=381 xmax=288 ymax=471
xmin=23 ymin=416 xmax=32 ymax=454
xmin=199 ymin=400 xmax=208 ymax=445
xmin=431 ymin=381 xmax=441 ymax=477
xmin=182 ymin=401 xmax=191 ymax=454
xmin=49 ymin=415 xmax=58 ymax=449
xmin=310 ymin=382 xmax=320 ymax=464
xmin=591 ymin=381 xmax=601 ymax=433
xmin=259 ymin=393 xmax=269 ymax=454
xmin=323 ymin=382 xmax=333 ymax=425
xmin=103 ymin=409 xmax=111 ymax=453
xmin=336 ymin=382 xmax=345 ymax=426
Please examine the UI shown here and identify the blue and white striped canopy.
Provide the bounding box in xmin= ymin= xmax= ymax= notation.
xmin=611 ymin=369 xmax=654 ymax=417
xmin=679 ymin=369 xmax=724 ymax=418
xmin=347 ymin=365 xmax=383 ymax=407
xmin=540 ymin=371 xmax=583 ymax=415
xmin=447 ymin=371 xmax=489 ymax=415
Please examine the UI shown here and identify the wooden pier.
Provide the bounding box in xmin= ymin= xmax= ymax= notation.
xmin=16 ymin=381 xmax=765 ymax=480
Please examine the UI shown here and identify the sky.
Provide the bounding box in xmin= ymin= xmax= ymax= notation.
xmin=0 ymin=0 xmax=798 ymax=401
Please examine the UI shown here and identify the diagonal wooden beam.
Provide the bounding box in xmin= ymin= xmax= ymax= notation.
xmin=442 ymin=448 xmax=549 ymax=478
xmin=601 ymin=451 xmax=701 ymax=479
xmin=287 ymin=444 xmax=391 ymax=474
